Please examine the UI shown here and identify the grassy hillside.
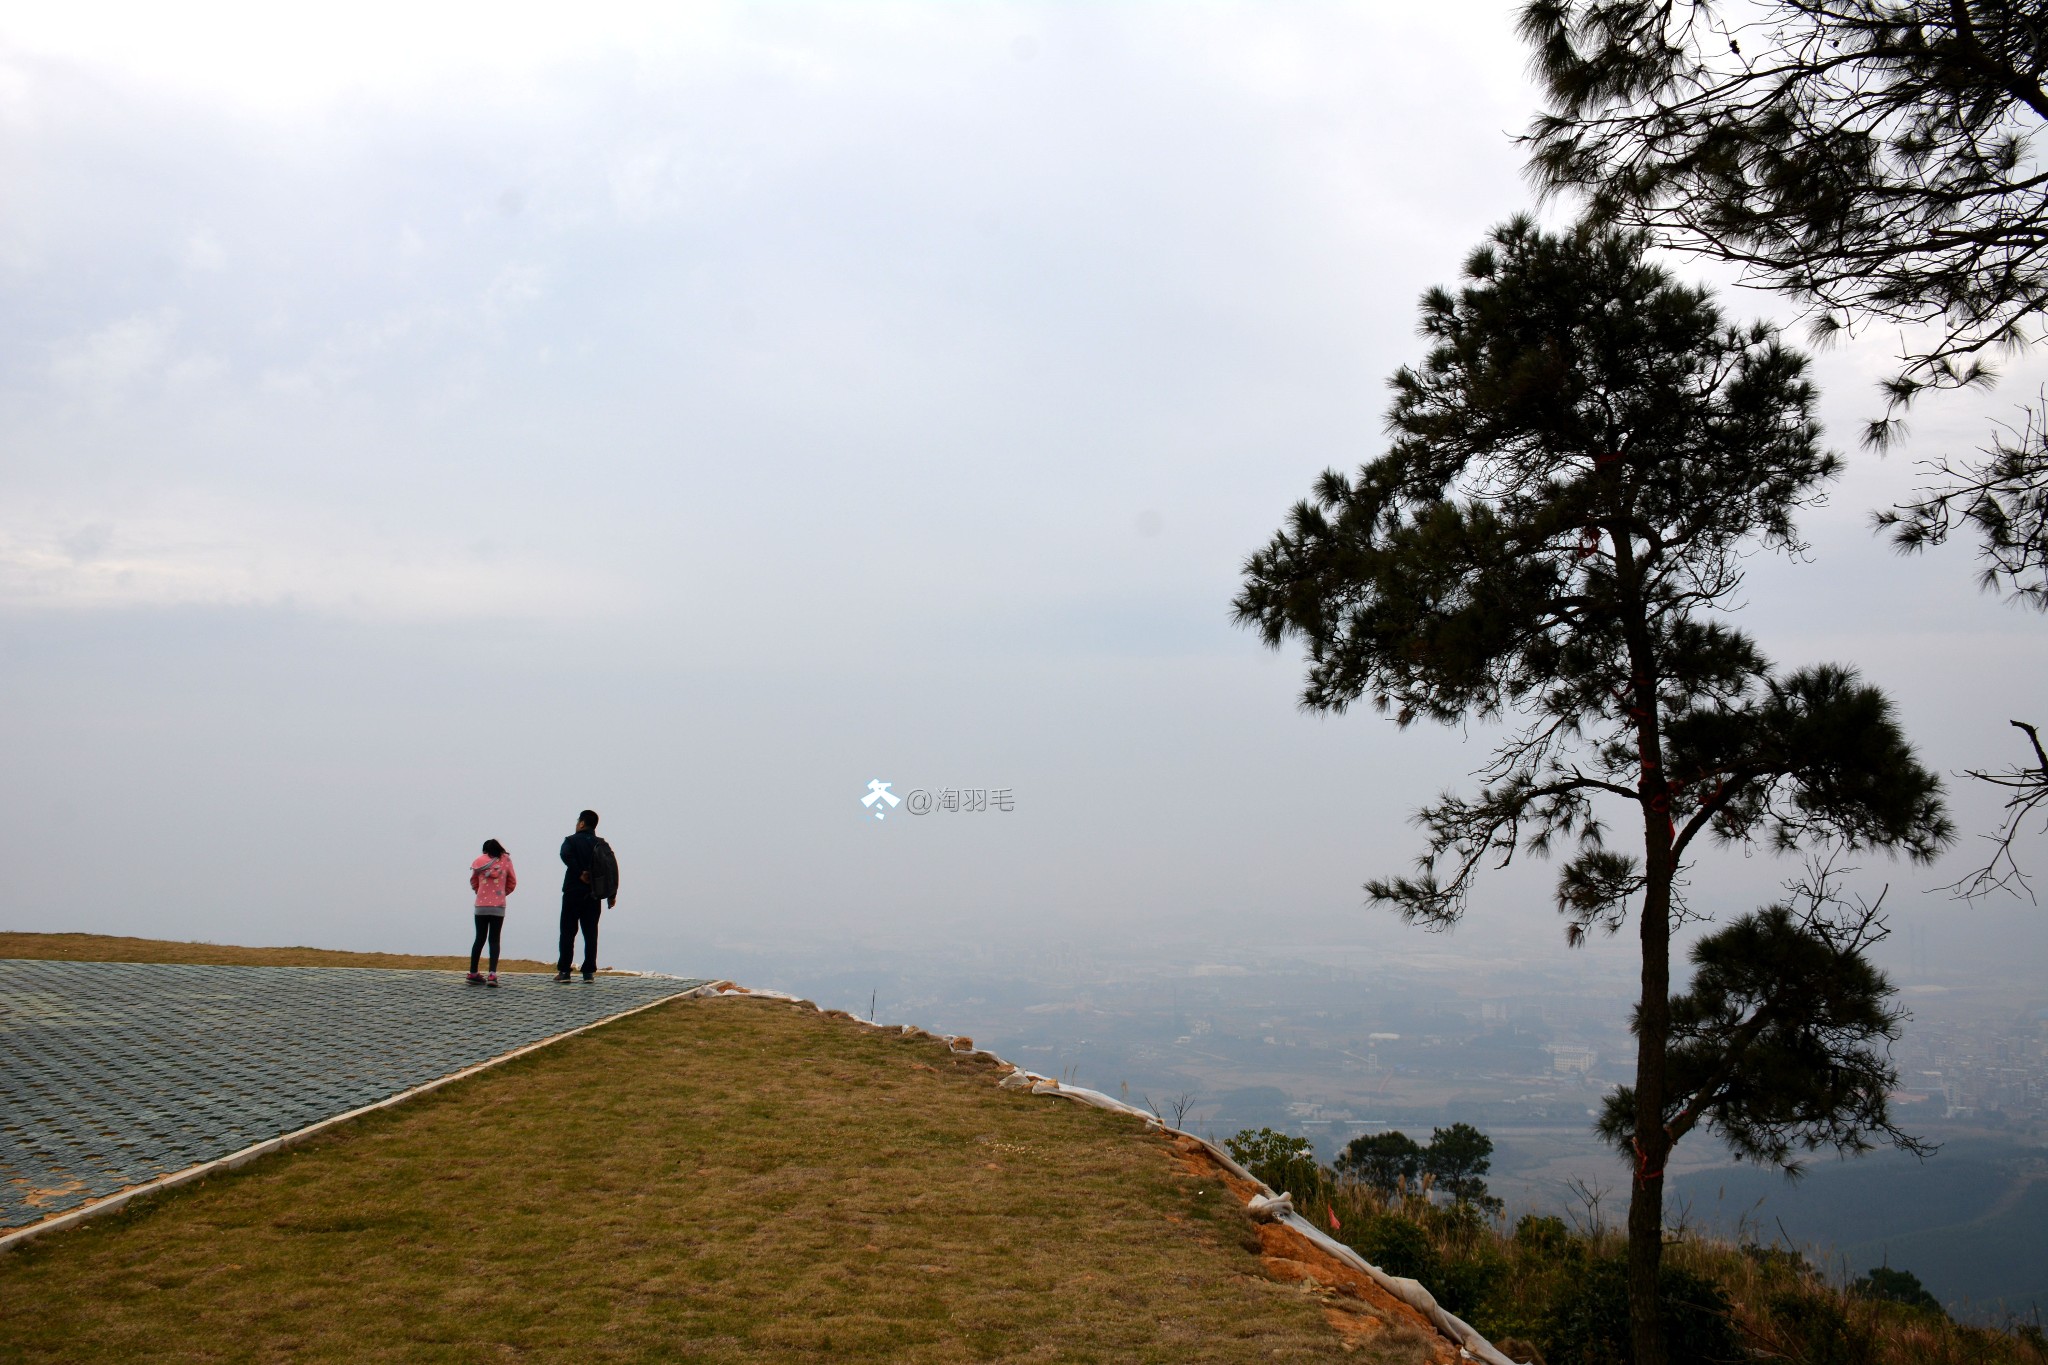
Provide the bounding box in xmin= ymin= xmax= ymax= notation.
xmin=0 ymin=938 xmax=1448 ymax=1363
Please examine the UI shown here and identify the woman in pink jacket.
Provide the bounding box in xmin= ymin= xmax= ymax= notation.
xmin=467 ymin=839 xmax=517 ymax=986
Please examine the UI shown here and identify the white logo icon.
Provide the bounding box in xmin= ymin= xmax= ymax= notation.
xmin=862 ymin=779 xmax=901 ymax=820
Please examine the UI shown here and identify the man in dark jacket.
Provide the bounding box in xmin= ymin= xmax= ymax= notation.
xmin=557 ymin=808 xmax=606 ymax=982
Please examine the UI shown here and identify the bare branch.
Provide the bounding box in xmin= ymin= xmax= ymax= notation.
xmin=1946 ymin=716 xmax=2048 ymax=899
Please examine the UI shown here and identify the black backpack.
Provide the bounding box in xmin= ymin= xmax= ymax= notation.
xmin=589 ymin=837 xmax=620 ymax=903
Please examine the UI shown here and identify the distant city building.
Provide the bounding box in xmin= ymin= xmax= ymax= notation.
xmin=1548 ymin=1044 xmax=1598 ymax=1075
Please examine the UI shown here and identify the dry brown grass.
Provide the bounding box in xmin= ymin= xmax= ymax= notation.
xmin=0 ymin=993 xmax=1443 ymax=1363
xmin=0 ymin=930 xmax=558 ymax=974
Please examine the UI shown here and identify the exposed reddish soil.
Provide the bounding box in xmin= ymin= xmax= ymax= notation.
xmin=1166 ymin=1135 xmax=1460 ymax=1362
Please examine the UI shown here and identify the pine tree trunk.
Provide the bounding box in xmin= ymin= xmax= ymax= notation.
xmin=1616 ymin=519 xmax=1673 ymax=1365
xmin=1629 ymin=861 xmax=1672 ymax=1365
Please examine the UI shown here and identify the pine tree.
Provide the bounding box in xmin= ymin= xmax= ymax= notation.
xmin=1599 ymin=862 xmax=1927 ymax=1176
xmin=1520 ymin=0 xmax=2048 ymax=888
xmin=1233 ymin=219 xmax=1952 ymax=1365
xmin=1422 ymin=1123 xmax=1501 ymax=1211
xmin=1520 ymin=0 xmax=2048 ymax=589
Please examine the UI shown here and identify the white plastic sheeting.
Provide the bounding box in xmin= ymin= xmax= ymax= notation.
xmin=693 ymin=983 xmax=1523 ymax=1365
xmin=1245 ymin=1191 xmax=1294 ymax=1221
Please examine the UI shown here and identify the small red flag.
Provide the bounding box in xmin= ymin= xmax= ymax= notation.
xmin=1327 ymin=1206 xmax=1342 ymax=1231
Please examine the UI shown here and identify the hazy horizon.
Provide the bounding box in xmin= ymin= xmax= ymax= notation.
xmin=3 ymin=1 xmax=2044 ymax=1004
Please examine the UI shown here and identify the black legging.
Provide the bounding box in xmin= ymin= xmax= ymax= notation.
xmin=470 ymin=914 xmax=504 ymax=973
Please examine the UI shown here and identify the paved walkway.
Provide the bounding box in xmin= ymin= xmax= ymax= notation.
xmin=0 ymin=960 xmax=706 ymax=1231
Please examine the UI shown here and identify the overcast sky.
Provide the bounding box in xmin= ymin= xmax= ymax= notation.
xmin=1 ymin=1 xmax=2043 ymax=987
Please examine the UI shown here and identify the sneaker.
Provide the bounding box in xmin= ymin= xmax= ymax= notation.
xmin=486 ymin=974 xmax=499 ymax=988
xmin=466 ymin=972 xmax=485 ymax=984
xmin=581 ymin=971 xmax=595 ymax=982
xmin=553 ymin=971 xmax=572 ymax=983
